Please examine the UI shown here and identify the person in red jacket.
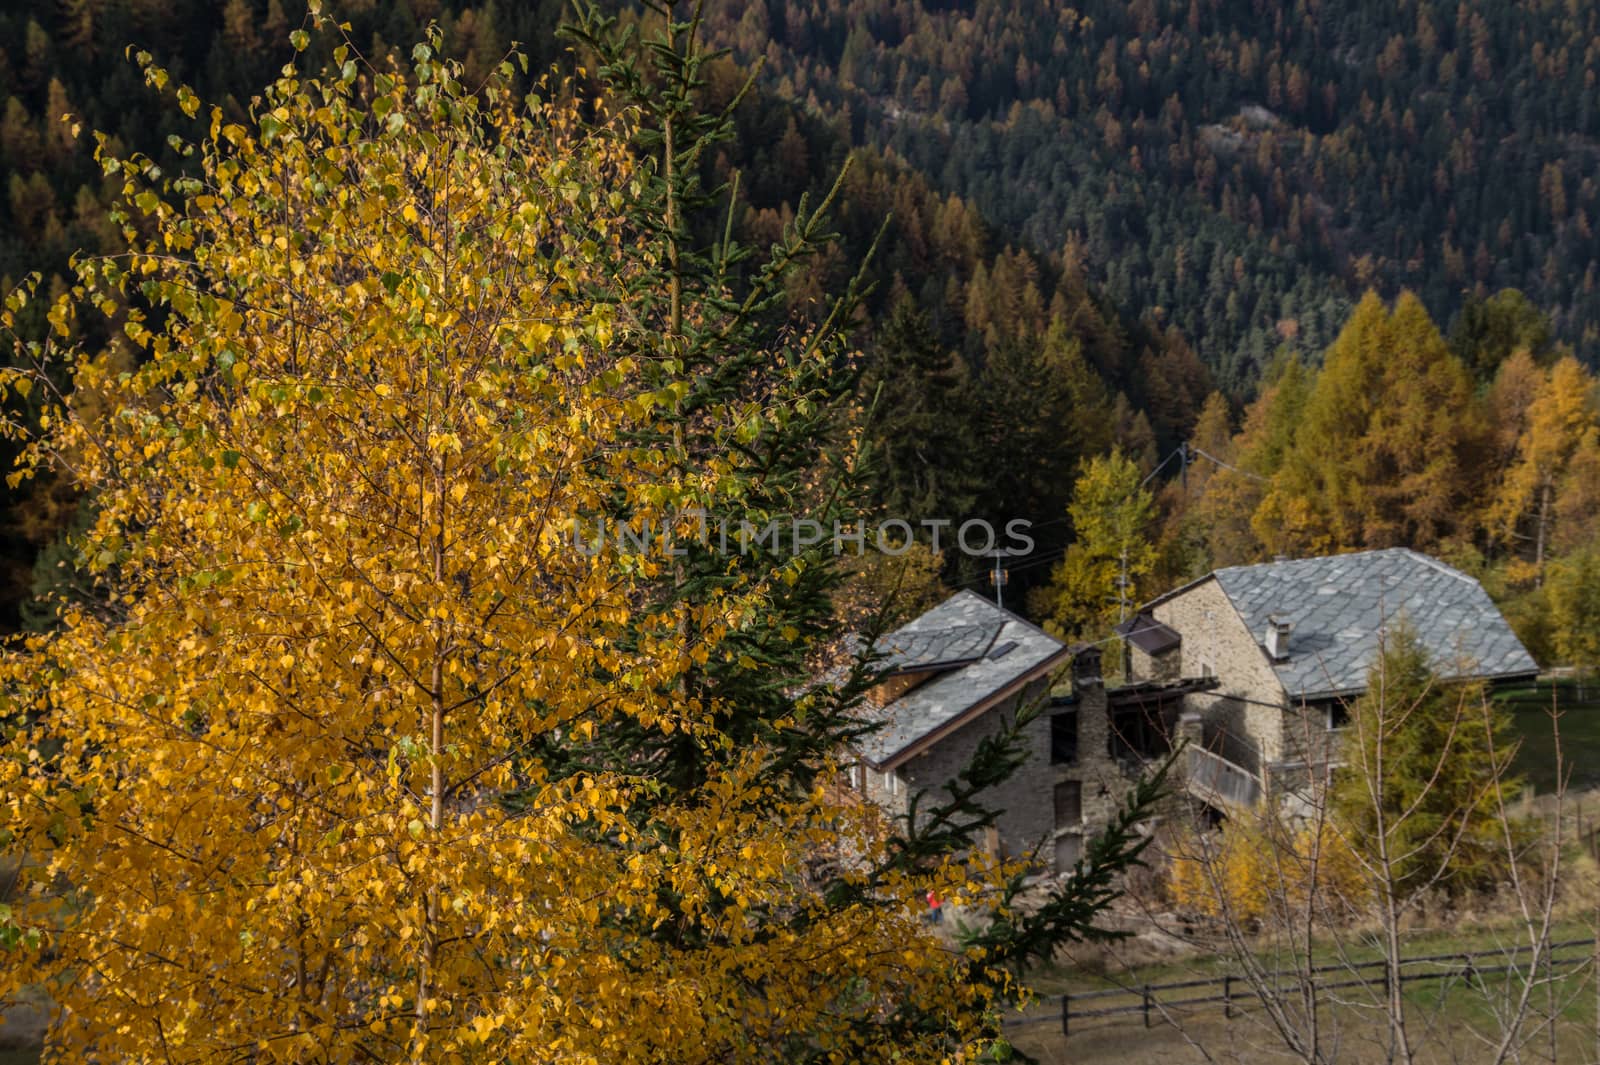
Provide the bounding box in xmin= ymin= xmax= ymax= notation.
xmin=926 ymin=888 xmax=943 ymax=925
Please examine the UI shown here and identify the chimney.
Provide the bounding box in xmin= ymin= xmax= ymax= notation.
xmin=1265 ymin=616 xmax=1292 ymax=661
xmin=1071 ymin=644 xmax=1103 ymax=689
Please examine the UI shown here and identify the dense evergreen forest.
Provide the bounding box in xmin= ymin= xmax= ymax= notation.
xmin=703 ymin=0 xmax=1600 ymax=386
xmin=0 ymin=0 xmax=1597 ymax=675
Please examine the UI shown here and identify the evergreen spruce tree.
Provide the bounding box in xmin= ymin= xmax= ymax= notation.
xmin=1450 ymin=288 xmax=1553 ymax=382
xmin=1331 ymin=622 xmax=1519 ymax=896
xmin=969 ymin=319 xmax=1112 ymax=582
xmin=563 ymin=3 xmax=1169 ymax=1054
xmin=858 ymin=294 xmax=981 ymax=523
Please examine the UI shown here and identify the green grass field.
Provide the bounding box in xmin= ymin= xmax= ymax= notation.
xmin=1013 ymin=917 xmax=1600 ymax=1064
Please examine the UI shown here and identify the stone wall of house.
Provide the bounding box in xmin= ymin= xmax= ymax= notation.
xmin=898 ymin=676 xmax=1055 ymax=866
xmin=1278 ymin=700 xmax=1343 ymax=776
xmin=1279 ymin=703 xmax=1313 ymax=767
xmin=1129 ymin=645 xmax=1181 ymax=683
xmin=859 ymin=760 xmax=910 ymax=821
xmin=1045 ymin=673 xmax=1146 ymax=872
xmin=1152 ymin=579 xmax=1288 ymax=773
xmin=858 ymin=651 xmax=1168 ymax=876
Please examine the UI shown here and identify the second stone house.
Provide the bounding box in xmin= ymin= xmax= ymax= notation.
xmin=1128 ymin=547 xmax=1540 ymax=796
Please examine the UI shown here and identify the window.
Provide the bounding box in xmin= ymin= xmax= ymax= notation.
xmin=1050 ymin=710 xmax=1079 ymax=764
xmin=1109 ymin=703 xmax=1173 ymax=761
xmin=885 ymin=771 xmax=899 ymax=796
xmin=1054 ymin=833 xmax=1082 ymax=872
xmin=848 ymin=765 xmax=860 ymax=789
xmin=1054 ymin=781 xmax=1082 ymax=827
xmin=1326 ymin=701 xmax=1350 ymax=731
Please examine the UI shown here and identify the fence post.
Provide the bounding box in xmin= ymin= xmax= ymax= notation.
xmin=1224 ymin=974 xmax=1233 ymax=1019
xmin=1143 ymin=984 xmax=1152 ymax=1028
xmin=1061 ymin=993 xmax=1070 ymax=1038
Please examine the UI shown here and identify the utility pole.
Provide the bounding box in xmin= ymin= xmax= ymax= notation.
xmin=990 ymin=551 xmax=1009 ymax=609
xmin=1117 ymin=543 xmax=1131 ymax=623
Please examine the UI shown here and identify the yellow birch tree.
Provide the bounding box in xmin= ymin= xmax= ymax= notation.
xmin=0 ymin=14 xmax=1164 ymax=1064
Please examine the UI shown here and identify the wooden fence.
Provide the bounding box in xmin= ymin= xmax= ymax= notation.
xmin=1024 ymin=937 xmax=1599 ymax=1037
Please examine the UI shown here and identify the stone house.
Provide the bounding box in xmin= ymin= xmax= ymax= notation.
xmin=851 ymin=590 xmax=1205 ymax=873
xmin=1129 ymin=547 xmax=1540 ymax=797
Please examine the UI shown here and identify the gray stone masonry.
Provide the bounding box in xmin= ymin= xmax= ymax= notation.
xmin=899 ymin=676 xmax=1055 ymax=865
xmin=1046 ymin=667 xmax=1146 ymax=868
xmin=1129 ymin=644 xmax=1181 ymax=684
xmin=857 ymin=655 xmax=1160 ymax=875
xmin=1150 ymin=577 xmax=1289 ymax=774
xmin=860 ymin=757 xmax=909 ymax=821
xmin=1138 ymin=550 xmax=1537 ymax=804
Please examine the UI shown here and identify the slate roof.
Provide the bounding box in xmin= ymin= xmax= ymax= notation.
xmin=857 ymin=590 xmax=1070 ymax=768
xmin=1116 ymin=612 xmax=1183 ymax=655
xmin=875 ymin=621 xmax=1004 ymax=674
xmin=1207 ymin=548 xmax=1539 ymax=700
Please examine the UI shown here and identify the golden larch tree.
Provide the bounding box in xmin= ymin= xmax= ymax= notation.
xmin=1488 ymin=355 xmax=1600 ymax=576
xmin=1256 ymin=291 xmax=1481 ymax=555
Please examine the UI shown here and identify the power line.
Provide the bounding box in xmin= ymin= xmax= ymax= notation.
xmin=950 ymin=449 xmax=1184 ymax=594
xmin=967 ymin=548 xmax=1069 ymax=582
xmin=952 ymin=553 xmax=1061 ymax=591
xmin=1189 ymin=445 xmax=1268 ymax=483
xmin=949 ymin=551 xmax=1066 ymax=594
xmin=948 ymin=440 xmax=1262 ymax=599
xmin=1140 ymin=444 xmax=1187 ymax=488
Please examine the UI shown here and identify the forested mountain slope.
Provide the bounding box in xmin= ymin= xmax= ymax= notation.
xmin=702 ymin=0 xmax=1600 ymax=386
xmin=2 ymin=0 xmax=1598 ymax=662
